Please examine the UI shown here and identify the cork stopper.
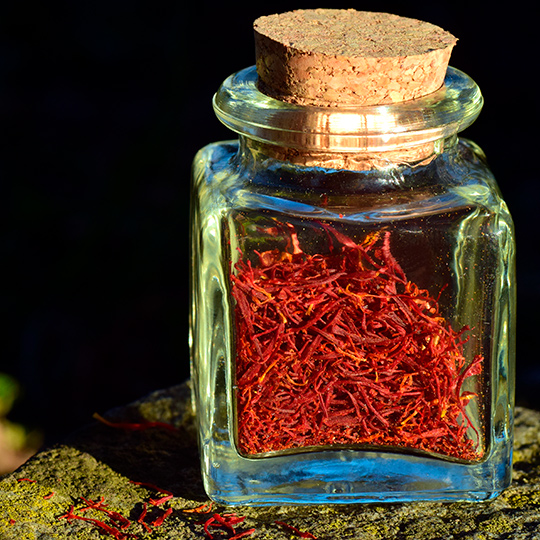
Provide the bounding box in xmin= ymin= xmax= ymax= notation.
xmin=254 ymin=9 xmax=457 ymax=106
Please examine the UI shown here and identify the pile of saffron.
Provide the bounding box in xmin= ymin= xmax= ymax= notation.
xmin=58 ymin=483 xmax=174 ymax=539
xmin=231 ymin=224 xmax=484 ymax=460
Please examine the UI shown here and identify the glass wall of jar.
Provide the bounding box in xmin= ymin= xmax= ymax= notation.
xmin=190 ymin=65 xmax=516 ymax=505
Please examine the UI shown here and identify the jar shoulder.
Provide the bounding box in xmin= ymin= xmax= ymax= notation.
xmin=192 ymin=139 xmax=511 ymax=225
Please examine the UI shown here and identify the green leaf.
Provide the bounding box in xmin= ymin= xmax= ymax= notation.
xmin=0 ymin=373 xmax=19 ymax=417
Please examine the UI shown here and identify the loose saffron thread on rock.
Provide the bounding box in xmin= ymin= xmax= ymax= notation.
xmin=183 ymin=501 xmax=214 ymax=513
xmin=152 ymin=507 xmax=173 ymax=527
xmin=15 ymin=479 xmax=150 ymax=538
xmin=129 ymin=480 xmax=174 ymax=506
xmin=275 ymin=521 xmax=318 ymax=539
xmin=149 ymin=493 xmax=174 ymax=506
xmin=79 ymin=495 xmax=132 ymax=530
xmin=136 ymin=503 xmax=152 ymax=533
xmin=59 ymin=505 xmax=138 ymax=540
xmin=57 ymin=490 xmax=176 ymax=539
xmin=230 ymin=529 xmax=257 ymax=540
xmin=62 ymin=497 xmax=135 ymax=537
xmin=93 ymin=412 xmax=178 ymax=432
xmin=79 ymin=495 xmax=108 ymax=510
xmin=231 ymin=224 xmax=484 ymax=461
xmin=203 ymin=513 xmax=254 ymax=540
xmin=129 ymin=480 xmax=174 ymax=533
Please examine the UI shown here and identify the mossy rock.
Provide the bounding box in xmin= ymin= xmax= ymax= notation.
xmin=1 ymin=383 xmax=539 ymax=539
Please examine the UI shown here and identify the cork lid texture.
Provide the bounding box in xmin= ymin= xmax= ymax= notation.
xmin=254 ymin=9 xmax=457 ymax=107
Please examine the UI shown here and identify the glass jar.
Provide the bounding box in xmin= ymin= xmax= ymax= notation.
xmin=190 ymin=64 xmax=516 ymax=505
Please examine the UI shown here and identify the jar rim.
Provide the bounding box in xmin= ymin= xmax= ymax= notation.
xmin=213 ymin=65 xmax=483 ymax=153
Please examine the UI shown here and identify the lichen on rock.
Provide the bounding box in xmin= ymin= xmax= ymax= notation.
xmin=1 ymin=384 xmax=539 ymax=539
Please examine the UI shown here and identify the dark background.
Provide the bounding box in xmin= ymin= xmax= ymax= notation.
xmin=2 ymin=2 xmax=538 ymax=448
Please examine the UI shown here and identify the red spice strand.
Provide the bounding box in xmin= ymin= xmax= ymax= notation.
xmin=129 ymin=480 xmax=173 ymax=502
xmin=139 ymin=521 xmax=152 ymax=534
xmin=58 ymin=497 xmax=149 ymax=539
xmin=107 ymin=510 xmax=132 ymax=530
xmin=149 ymin=493 xmax=173 ymax=506
xmin=93 ymin=412 xmax=177 ymax=432
xmin=59 ymin=505 xmax=77 ymax=520
xmin=232 ymin=225 xmax=484 ymax=461
xmin=230 ymin=529 xmax=256 ymax=539
xmin=203 ymin=516 xmax=216 ymax=540
xmin=183 ymin=501 xmax=214 ymax=513
xmin=203 ymin=512 xmax=252 ymax=540
xmin=16 ymin=478 xmax=36 ymax=482
xmin=137 ymin=502 xmax=152 ymax=533
xmin=59 ymin=509 xmax=137 ymax=540
xmin=80 ymin=495 xmax=108 ymax=510
xmin=151 ymin=507 xmax=173 ymax=527
xmin=59 ymin=485 xmax=176 ymax=537
xmin=275 ymin=521 xmax=318 ymax=539
xmin=212 ymin=512 xmax=236 ymax=534
xmin=79 ymin=495 xmax=132 ymax=529
xmin=43 ymin=491 xmax=55 ymax=500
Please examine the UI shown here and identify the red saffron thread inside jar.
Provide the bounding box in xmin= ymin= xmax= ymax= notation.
xmin=231 ymin=223 xmax=484 ymax=461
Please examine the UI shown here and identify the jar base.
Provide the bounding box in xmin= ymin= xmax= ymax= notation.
xmin=202 ymin=445 xmax=512 ymax=506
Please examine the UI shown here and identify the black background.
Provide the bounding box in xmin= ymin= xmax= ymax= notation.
xmin=2 ymin=2 xmax=538 ymax=447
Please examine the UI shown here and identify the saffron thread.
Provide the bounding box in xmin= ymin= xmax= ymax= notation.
xmin=275 ymin=520 xmax=318 ymax=539
xmin=93 ymin=412 xmax=177 ymax=432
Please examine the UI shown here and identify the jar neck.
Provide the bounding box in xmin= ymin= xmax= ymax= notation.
xmin=241 ymin=134 xmax=459 ymax=172
xmin=214 ymin=65 xmax=482 ymax=171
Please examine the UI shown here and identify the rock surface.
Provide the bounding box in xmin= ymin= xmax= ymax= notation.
xmin=1 ymin=382 xmax=539 ymax=539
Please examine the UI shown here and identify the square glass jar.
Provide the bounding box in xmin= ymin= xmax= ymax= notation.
xmin=189 ymin=66 xmax=516 ymax=505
